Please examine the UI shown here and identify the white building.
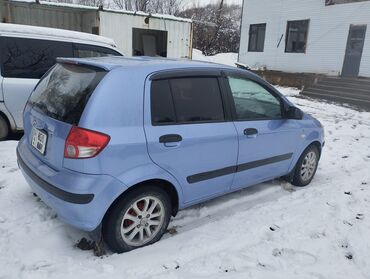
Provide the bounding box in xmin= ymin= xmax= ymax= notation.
xmin=238 ymin=0 xmax=370 ymax=78
xmin=0 ymin=0 xmax=193 ymax=58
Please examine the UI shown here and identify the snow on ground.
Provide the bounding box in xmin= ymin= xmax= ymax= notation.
xmin=192 ymin=49 xmax=238 ymax=67
xmin=1 ymin=56 xmax=370 ymax=279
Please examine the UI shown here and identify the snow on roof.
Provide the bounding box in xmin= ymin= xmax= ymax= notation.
xmin=0 ymin=22 xmax=117 ymax=47
xmin=7 ymin=0 xmax=193 ymax=23
xmin=103 ymin=8 xmax=193 ymax=23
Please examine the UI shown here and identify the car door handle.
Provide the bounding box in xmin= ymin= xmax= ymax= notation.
xmin=244 ymin=128 xmax=258 ymax=137
xmin=159 ymin=134 xmax=183 ymax=143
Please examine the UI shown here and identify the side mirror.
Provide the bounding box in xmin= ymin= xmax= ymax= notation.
xmin=285 ymin=106 xmax=303 ymax=120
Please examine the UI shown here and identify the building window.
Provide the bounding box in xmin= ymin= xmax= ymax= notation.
xmin=248 ymin=24 xmax=266 ymax=52
xmin=285 ymin=20 xmax=310 ymax=53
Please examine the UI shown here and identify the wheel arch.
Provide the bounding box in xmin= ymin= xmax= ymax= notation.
xmin=0 ymin=103 xmax=17 ymax=132
xmin=309 ymin=140 xmax=322 ymax=159
xmin=0 ymin=110 xmax=11 ymax=139
xmin=103 ymin=178 xmax=180 ymax=228
xmin=285 ymin=140 xmax=323 ymax=182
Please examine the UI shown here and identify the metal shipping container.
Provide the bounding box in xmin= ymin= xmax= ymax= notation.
xmin=0 ymin=0 xmax=193 ymax=58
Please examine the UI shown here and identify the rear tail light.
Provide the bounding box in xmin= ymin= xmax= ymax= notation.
xmin=64 ymin=126 xmax=110 ymax=159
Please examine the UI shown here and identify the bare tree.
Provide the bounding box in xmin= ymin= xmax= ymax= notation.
xmin=148 ymin=0 xmax=184 ymax=15
xmin=43 ymin=0 xmax=74 ymax=4
xmin=44 ymin=0 xmax=183 ymax=13
xmin=76 ymin=0 xmax=105 ymax=7
xmin=179 ymin=2 xmax=242 ymax=55
xmin=112 ymin=0 xmax=149 ymax=11
xmin=111 ymin=0 xmax=125 ymax=9
xmin=112 ymin=0 xmax=183 ymax=15
xmin=206 ymin=0 xmax=224 ymax=50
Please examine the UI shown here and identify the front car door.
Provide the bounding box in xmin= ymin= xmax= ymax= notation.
xmin=0 ymin=36 xmax=73 ymax=129
xmin=223 ymin=72 xmax=302 ymax=190
xmin=144 ymin=71 xmax=238 ymax=205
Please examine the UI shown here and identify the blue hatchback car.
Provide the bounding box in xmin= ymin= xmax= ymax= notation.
xmin=17 ymin=57 xmax=324 ymax=253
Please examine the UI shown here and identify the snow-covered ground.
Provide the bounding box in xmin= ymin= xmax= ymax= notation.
xmin=1 ymin=54 xmax=370 ymax=278
xmin=192 ymin=49 xmax=238 ymax=67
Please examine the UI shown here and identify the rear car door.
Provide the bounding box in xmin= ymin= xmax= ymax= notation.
xmin=144 ymin=72 xmax=238 ymax=204
xmin=224 ymin=73 xmax=301 ymax=190
xmin=0 ymin=36 xmax=73 ymax=129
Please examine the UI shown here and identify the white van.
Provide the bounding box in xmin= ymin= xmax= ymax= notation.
xmin=0 ymin=23 xmax=123 ymax=140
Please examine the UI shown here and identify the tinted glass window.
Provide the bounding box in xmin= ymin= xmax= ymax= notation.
xmin=151 ymin=80 xmax=176 ymax=125
xmin=29 ymin=63 xmax=106 ymax=124
xmin=73 ymin=43 xmax=121 ymax=58
xmin=170 ymin=77 xmax=225 ymax=123
xmin=0 ymin=37 xmax=73 ymax=79
xmin=228 ymin=77 xmax=282 ymax=120
xmin=285 ymin=20 xmax=310 ymax=53
xmin=248 ymin=24 xmax=266 ymax=52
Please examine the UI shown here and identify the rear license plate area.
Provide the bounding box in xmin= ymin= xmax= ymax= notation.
xmin=31 ymin=127 xmax=47 ymax=155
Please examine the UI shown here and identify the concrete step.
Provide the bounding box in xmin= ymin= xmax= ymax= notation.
xmin=308 ymin=85 xmax=370 ymax=98
xmin=322 ymin=76 xmax=370 ymax=86
xmin=318 ymin=80 xmax=370 ymax=91
xmin=302 ymin=90 xmax=370 ymax=110
xmin=301 ymin=76 xmax=370 ymax=110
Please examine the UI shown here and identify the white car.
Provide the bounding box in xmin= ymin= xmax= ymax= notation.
xmin=0 ymin=23 xmax=124 ymax=140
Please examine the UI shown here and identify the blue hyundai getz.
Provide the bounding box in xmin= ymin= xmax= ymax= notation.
xmin=17 ymin=57 xmax=324 ymax=253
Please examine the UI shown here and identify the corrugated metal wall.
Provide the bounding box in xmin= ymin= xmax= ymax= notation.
xmin=239 ymin=0 xmax=370 ymax=77
xmin=99 ymin=11 xmax=192 ymax=58
xmin=1 ymin=1 xmax=98 ymax=32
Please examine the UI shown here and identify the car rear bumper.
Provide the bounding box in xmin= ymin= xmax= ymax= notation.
xmin=18 ymin=153 xmax=94 ymax=204
xmin=17 ymin=138 xmax=127 ymax=231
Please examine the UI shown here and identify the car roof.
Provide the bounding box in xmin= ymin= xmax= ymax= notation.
xmin=0 ymin=23 xmax=117 ymax=48
xmin=57 ymin=56 xmax=239 ymax=74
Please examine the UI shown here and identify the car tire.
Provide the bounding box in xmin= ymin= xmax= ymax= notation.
xmin=102 ymin=186 xmax=172 ymax=253
xmin=291 ymin=144 xmax=320 ymax=187
xmin=0 ymin=115 xmax=9 ymax=141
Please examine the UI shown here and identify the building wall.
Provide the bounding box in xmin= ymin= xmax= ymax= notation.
xmin=99 ymin=11 xmax=192 ymax=58
xmin=239 ymin=0 xmax=370 ymax=77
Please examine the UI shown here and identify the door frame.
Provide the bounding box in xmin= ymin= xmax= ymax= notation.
xmin=342 ymin=24 xmax=367 ymax=77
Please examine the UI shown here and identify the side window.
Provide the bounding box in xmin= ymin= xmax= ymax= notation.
xmin=151 ymin=77 xmax=225 ymax=125
xmin=151 ymin=80 xmax=176 ymax=125
xmin=73 ymin=43 xmax=121 ymax=58
xmin=170 ymin=77 xmax=225 ymax=123
xmin=0 ymin=37 xmax=73 ymax=79
xmin=227 ymin=77 xmax=282 ymax=120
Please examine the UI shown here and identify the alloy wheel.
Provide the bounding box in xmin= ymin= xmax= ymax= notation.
xmin=120 ymin=196 xmax=165 ymax=247
xmin=300 ymin=151 xmax=317 ymax=182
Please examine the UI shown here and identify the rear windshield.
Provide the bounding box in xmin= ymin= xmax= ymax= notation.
xmin=29 ymin=63 xmax=107 ymax=124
